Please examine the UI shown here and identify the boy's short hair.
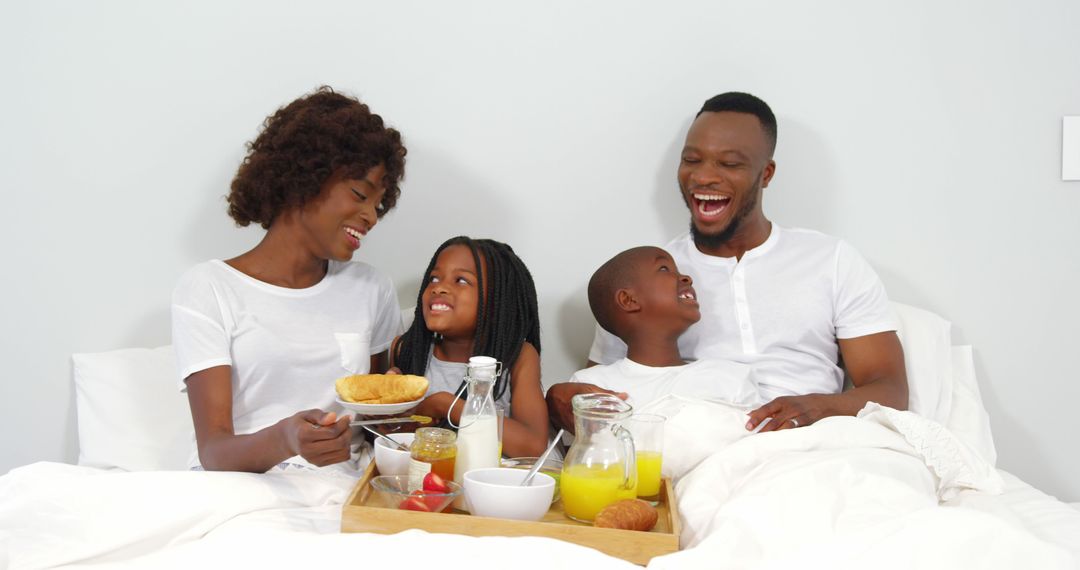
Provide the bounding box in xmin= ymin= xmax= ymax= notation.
xmin=587 ymin=246 xmax=658 ymax=340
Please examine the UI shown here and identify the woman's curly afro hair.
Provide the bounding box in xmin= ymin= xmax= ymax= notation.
xmin=227 ymin=86 xmax=406 ymax=228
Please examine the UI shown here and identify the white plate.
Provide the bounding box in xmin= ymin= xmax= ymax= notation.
xmin=336 ymin=397 xmax=422 ymax=416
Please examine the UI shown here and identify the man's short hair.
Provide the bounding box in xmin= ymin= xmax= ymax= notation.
xmin=697 ymin=92 xmax=777 ymax=155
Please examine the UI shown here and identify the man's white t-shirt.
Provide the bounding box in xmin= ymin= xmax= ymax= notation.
xmin=570 ymin=358 xmax=763 ymax=411
xmin=588 ymin=225 xmax=896 ymax=401
xmin=171 ymin=259 xmax=402 ymax=469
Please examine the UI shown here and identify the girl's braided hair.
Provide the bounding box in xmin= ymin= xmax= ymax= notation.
xmin=395 ymin=236 xmax=541 ymax=401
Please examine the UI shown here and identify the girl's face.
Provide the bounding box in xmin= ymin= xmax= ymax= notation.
xmin=422 ymin=244 xmax=481 ymax=340
xmin=295 ymin=164 xmax=386 ymax=262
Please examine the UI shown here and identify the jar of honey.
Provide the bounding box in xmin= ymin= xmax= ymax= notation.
xmin=407 ymin=427 xmax=457 ymax=492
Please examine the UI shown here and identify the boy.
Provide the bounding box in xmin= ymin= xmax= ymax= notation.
xmin=569 ymin=246 xmax=761 ymax=411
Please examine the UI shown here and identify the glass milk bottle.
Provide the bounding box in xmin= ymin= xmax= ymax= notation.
xmin=452 ymin=356 xmax=501 ymax=507
xmin=560 ymin=393 xmax=637 ymax=522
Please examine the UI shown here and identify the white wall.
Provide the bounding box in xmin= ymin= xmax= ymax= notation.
xmin=2 ymin=1 xmax=1077 ymax=500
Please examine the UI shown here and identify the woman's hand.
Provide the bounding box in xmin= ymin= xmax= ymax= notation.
xmin=279 ymin=409 xmax=353 ymax=466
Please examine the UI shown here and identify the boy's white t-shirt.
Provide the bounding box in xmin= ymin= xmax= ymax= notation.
xmin=588 ymin=225 xmax=896 ymax=401
xmin=569 ymin=358 xmax=763 ymax=411
xmin=171 ymin=259 xmax=402 ymax=469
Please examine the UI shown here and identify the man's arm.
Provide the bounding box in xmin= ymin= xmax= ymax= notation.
xmin=746 ymin=331 xmax=907 ymax=432
xmin=835 ymin=330 xmax=908 ymax=412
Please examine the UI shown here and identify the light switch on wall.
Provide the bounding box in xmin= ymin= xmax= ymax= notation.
xmin=1065 ymin=116 xmax=1080 ymax=181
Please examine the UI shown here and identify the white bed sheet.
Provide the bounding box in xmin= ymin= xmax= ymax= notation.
xmin=4 ymin=402 xmax=1077 ymax=570
xmin=0 ymin=462 xmax=635 ymax=570
xmin=943 ymin=469 xmax=1080 ymax=563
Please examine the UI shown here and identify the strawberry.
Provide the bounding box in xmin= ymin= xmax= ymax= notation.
xmin=421 ymin=493 xmax=447 ymax=512
xmin=422 ymin=472 xmax=451 ymax=493
xmin=398 ymin=495 xmax=431 ymax=512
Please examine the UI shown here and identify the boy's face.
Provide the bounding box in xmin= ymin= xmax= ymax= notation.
xmin=632 ymin=249 xmax=701 ymax=328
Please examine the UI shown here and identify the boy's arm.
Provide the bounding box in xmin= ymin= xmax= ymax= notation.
xmin=545 ymin=374 xmax=628 ymax=434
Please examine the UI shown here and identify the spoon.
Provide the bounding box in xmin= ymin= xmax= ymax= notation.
xmin=351 ymin=415 xmax=432 ymax=427
xmin=520 ymin=428 xmax=564 ymax=486
xmin=358 ymin=423 xmax=410 ymax=452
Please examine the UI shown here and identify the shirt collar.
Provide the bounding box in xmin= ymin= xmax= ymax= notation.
xmin=685 ymin=223 xmax=782 ymax=266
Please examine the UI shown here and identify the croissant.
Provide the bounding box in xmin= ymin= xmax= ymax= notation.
xmin=335 ymin=374 xmax=428 ymax=404
xmin=593 ymin=499 xmax=658 ymax=531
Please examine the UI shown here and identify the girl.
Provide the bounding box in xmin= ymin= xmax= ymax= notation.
xmin=172 ymin=87 xmax=407 ymax=473
xmin=392 ymin=237 xmax=549 ymax=457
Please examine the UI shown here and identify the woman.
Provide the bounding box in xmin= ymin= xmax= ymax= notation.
xmin=171 ymin=87 xmax=407 ymax=473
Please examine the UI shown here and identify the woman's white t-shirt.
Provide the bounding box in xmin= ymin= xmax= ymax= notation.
xmin=171 ymin=259 xmax=402 ymax=469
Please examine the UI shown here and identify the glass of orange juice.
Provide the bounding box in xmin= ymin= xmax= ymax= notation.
xmin=629 ymin=413 xmax=665 ymax=504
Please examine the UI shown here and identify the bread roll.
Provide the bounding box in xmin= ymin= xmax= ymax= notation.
xmin=593 ymin=499 xmax=658 ymax=531
xmin=335 ymin=374 xmax=429 ymax=404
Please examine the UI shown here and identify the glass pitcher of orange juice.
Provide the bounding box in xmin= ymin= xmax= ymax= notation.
xmin=560 ymin=393 xmax=637 ymax=523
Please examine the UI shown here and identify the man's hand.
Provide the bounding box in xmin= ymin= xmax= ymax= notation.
xmin=745 ymin=394 xmax=831 ymax=433
xmin=746 ymin=332 xmax=909 ymax=433
xmin=545 ymin=382 xmax=628 ymax=434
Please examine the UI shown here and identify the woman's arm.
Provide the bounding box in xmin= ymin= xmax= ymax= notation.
xmin=501 ymin=342 xmax=549 ymax=457
xmin=186 ymin=365 xmax=352 ymax=472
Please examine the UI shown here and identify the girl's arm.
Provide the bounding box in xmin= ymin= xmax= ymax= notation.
xmin=414 ymin=391 xmax=462 ymax=423
xmin=370 ymin=349 xmax=391 ymax=374
xmin=186 ymin=366 xmax=352 ymax=472
xmin=501 ymin=342 xmax=549 ymax=457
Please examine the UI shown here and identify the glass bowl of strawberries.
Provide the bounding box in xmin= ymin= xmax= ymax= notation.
xmin=369 ymin=473 xmax=462 ymax=513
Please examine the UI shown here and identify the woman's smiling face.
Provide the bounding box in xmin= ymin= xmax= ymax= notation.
xmin=296 ymin=164 xmax=387 ymax=262
xmin=422 ymin=244 xmax=482 ymax=339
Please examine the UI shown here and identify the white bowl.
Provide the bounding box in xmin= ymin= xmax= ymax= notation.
xmin=373 ymin=432 xmax=415 ymax=476
xmin=463 ymin=467 xmax=555 ymax=521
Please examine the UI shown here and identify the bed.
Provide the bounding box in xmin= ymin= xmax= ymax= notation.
xmin=2 ymin=303 xmax=1077 ymax=569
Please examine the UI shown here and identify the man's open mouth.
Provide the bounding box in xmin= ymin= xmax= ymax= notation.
xmin=693 ymin=193 xmax=731 ymax=219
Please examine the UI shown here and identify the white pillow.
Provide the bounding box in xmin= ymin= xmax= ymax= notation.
xmin=945 ymin=345 xmax=997 ymax=465
xmin=72 ymin=345 xmax=193 ymax=471
xmin=890 ymin=301 xmax=954 ymax=424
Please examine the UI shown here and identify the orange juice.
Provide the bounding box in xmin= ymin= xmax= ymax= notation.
xmin=635 ymin=451 xmax=663 ymax=500
xmin=561 ymin=463 xmax=637 ymax=522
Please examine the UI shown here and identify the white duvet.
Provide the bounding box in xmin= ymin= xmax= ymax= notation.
xmin=648 ymin=398 xmax=1076 ymax=569
xmin=2 ymin=401 xmax=1076 ymax=570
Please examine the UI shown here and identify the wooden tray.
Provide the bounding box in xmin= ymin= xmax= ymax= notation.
xmin=342 ymin=462 xmax=681 ymax=565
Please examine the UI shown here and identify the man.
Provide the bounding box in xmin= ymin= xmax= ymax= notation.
xmin=547 ymin=92 xmax=907 ymax=434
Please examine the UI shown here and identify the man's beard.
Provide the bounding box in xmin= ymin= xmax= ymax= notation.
xmin=688 ymin=180 xmax=762 ymax=251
